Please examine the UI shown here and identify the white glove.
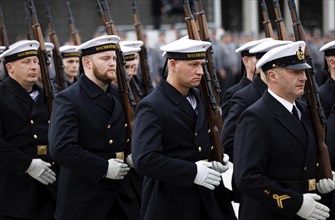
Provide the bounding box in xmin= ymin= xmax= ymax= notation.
xmin=194 ymin=161 xmax=221 ymax=190
xmin=106 ymin=158 xmax=130 ymax=180
xmin=26 ymin=159 xmax=56 ymax=185
xmin=297 ymin=193 xmax=330 ymax=220
xmin=212 ymin=154 xmax=229 ymax=173
xmin=126 ymin=154 xmax=134 ymax=168
xmin=317 ymin=171 xmax=335 ymax=194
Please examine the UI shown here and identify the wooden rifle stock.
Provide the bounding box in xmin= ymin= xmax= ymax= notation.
xmin=0 ymin=4 xmax=9 ymax=48
xmin=195 ymin=0 xmax=222 ymax=111
xmin=24 ymin=2 xmax=34 ymax=40
xmin=273 ymin=0 xmax=288 ymax=41
xmin=260 ymin=0 xmax=275 ymax=39
xmin=66 ymin=1 xmax=81 ymax=45
xmin=45 ymin=0 xmax=66 ymax=92
xmin=183 ymin=0 xmax=223 ymax=163
xmin=131 ymin=0 xmax=153 ymax=96
xmin=97 ymin=0 xmax=136 ymax=155
xmin=27 ymin=0 xmax=54 ymax=114
xmin=287 ymin=0 xmax=332 ymax=179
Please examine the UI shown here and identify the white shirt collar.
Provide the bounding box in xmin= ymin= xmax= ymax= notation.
xmin=267 ymin=89 xmax=295 ymax=113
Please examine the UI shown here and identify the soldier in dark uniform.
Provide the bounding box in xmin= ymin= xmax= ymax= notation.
xmin=59 ymin=45 xmax=81 ymax=87
xmin=132 ymin=38 xmax=232 ymax=220
xmin=319 ymin=40 xmax=335 ymax=119
xmin=120 ymin=41 xmax=145 ymax=100
xmin=221 ymin=38 xmax=271 ymax=122
xmin=222 ymin=39 xmax=291 ymax=203
xmin=234 ymin=41 xmax=334 ymax=219
xmin=0 ymin=40 xmax=57 ymax=220
xmin=48 ymin=35 xmax=139 ymax=220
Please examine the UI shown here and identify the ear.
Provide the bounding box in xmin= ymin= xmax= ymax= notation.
xmin=267 ymin=69 xmax=278 ymax=83
xmin=5 ymin=63 xmax=13 ymax=74
xmin=329 ymin=57 xmax=335 ymax=68
xmin=82 ymin=56 xmax=91 ymax=69
xmin=241 ymin=56 xmax=249 ymax=65
xmin=169 ymin=59 xmax=177 ymax=71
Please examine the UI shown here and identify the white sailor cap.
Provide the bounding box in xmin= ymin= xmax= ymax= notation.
xmin=59 ymin=45 xmax=81 ymax=58
xmin=76 ymin=35 xmax=120 ymax=56
xmin=0 ymin=40 xmax=39 ymax=62
xmin=235 ymin=38 xmax=273 ymax=56
xmin=256 ymin=41 xmax=312 ymax=71
xmin=45 ymin=42 xmax=54 ymax=52
xmin=319 ymin=40 xmax=335 ymax=57
xmin=120 ymin=45 xmax=141 ymax=61
xmin=249 ymin=39 xmax=292 ymax=59
xmin=160 ymin=38 xmax=211 ymax=60
xmin=0 ymin=46 xmax=6 ymax=54
xmin=119 ymin=40 xmax=143 ymax=49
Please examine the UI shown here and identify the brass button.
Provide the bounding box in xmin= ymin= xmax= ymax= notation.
xmin=208 ymin=129 xmax=211 ymax=133
xmin=33 ymin=134 xmax=38 ymax=139
xmin=108 ymin=139 xmax=113 ymax=144
xmin=30 ymin=120 xmax=34 ymax=125
xmin=211 ymin=146 xmax=214 ymax=150
xmin=48 ymin=120 xmax=50 ymax=124
xmin=127 ymin=138 xmax=130 ymax=143
xmin=107 ymin=124 xmax=111 ymax=129
xmin=316 ymin=163 xmax=319 ymax=167
xmin=195 ymin=132 xmax=198 ymax=136
xmin=125 ymin=123 xmax=128 ymax=128
xmin=304 ymin=166 xmax=307 ymax=171
xmin=198 ymin=146 xmax=202 ymax=152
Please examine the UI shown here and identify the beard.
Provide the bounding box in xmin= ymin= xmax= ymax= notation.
xmin=92 ymin=63 xmax=116 ymax=84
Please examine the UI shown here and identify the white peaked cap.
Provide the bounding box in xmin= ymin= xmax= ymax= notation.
xmin=249 ymin=39 xmax=292 ymax=54
xmin=160 ymin=38 xmax=211 ymax=60
xmin=235 ymin=38 xmax=273 ymax=55
xmin=121 ymin=45 xmax=141 ymax=56
xmin=319 ymin=40 xmax=335 ymax=56
xmin=119 ymin=40 xmax=143 ymax=48
xmin=256 ymin=41 xmax=312 ymax=71
xmin=0 ymin=40 xmax=39 ymax=62
xmin=45 ymin=42 xmax=54 ymax=52
xmin=59 ymin=45 xmax=81 ymax=58
xmin=76 ymin=35 xmax=120 ymax=56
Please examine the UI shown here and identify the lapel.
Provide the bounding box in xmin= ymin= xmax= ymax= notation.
xmin=190 ymin=89 xmax=206 ymax=132
xmin=158 ymin=80 xmax=197 ymax=119
xmin=5 ymin=77 xmax=34 ymax=108
xmin=79 ymin=75 xmax=115 ymax=115
xmin=325 ymin=78 xmax=335 ymax=97
xmin=263 ymin=91 xmax=307 ymax=149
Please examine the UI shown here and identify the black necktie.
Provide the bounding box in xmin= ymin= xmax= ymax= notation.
xmin=292 ymin=105 xmax=300 ymax=120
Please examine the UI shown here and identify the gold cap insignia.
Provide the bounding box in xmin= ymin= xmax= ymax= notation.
xmin=296 ymin=46 xmax=305 ymax=60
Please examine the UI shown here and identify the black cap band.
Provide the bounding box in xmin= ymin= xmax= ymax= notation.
xmin=255 ymin=52 xmax=266 ymax=60
xmin=81 ymin=43 xmax=116 ymax=56
xmin=124 ymin=54 xmax=136 ymax=61
xmin=261 ymin=54 xmax=307 ymax=71
xmin=61 ymin=52 xmax=81 ymax=58
xmin=325 ymin=49 xmax=335 ymax=57
xmin=240 ymin=50 xmax=254 ymax=57
xmin=166 ymin=52 xmax=206 ymax=60
xmin=4 ymin=50 xmax=38 ymax=62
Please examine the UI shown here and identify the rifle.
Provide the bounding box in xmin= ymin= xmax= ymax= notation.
xmin=27 ymin=0 xmax=55 ymax=113
xmin=260 ymin=0 xmax=275 ymax=39
xmin=194 ymin=0 xmax=222 ymax=110
xmin=130 ymin=0 xmax=153 ymax=96
xmin=96 ymin=0 xmax=136 ymax=155
xmin=183 ymin=0 xmax=223 ymax=163
xmin=45 ymin=0 xmax=66 ymax=92
xmin=65 ymin=1 xmax=81 ymax=45
xmin=24 ymin=2 xmax=34 ymax=40
xmin=0 ymin=4 xmax=9 ymax=48
xmin=287 ymin=0 xmax=332 ymax=179
xmin=273 ymin=0 xmax=288 ymax=40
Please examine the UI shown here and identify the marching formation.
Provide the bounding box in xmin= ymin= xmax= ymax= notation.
xmin=0 ymin=0 xmax=334 ymax=220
